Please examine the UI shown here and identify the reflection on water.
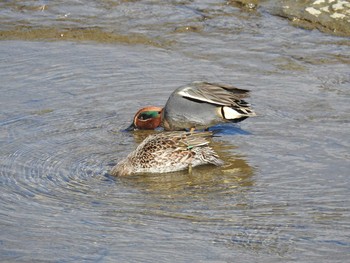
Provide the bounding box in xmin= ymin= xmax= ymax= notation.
xmin=117 ymin=134 xmax=255 ymax=195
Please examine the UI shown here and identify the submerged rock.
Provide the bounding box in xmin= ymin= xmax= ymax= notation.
xmin=266 ymin=0 xmax=350 ymax=37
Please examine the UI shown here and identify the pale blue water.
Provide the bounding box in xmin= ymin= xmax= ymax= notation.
xmin=1 ymin=1 xmax=350 ymax=262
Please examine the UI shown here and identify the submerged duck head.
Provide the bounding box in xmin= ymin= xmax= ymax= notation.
xmin=126 ymin=106 xmax=163 ymax=131
xmin=110 ymin=131 xmax=224 ymax=176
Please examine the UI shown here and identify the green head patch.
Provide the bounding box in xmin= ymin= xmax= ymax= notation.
xmin=138 ymin=111 xmax=160 ymax=120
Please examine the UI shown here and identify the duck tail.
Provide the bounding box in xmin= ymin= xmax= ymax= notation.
xmin=221 ymin=105 xmax=256 ymax=122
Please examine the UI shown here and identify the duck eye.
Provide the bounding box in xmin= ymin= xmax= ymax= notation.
xmin=138 ymin=113 xmax=147 ymax=120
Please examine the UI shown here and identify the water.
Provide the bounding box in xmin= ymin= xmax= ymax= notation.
xmin=1 ymin=1 xmax=350 ymax=262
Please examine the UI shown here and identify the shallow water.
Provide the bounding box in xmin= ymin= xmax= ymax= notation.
xmin=1 ymin=1 xmax=350 ymax=262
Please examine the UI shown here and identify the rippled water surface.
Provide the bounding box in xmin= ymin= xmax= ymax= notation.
xmin=1 ymin=1 xmax=350 ymax=262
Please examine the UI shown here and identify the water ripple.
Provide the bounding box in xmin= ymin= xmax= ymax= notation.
xmin=0 ymin=16 xmax=349 ymax=260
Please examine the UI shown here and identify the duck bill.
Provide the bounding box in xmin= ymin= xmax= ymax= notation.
xmin=125 ymin=122 xmax=136 ymax=131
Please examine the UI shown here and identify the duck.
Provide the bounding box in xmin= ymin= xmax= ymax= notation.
xmin=110 ymin=131 xmax=223 ymax=176
xmin=126 ymin=81 xmax=256 ymax=131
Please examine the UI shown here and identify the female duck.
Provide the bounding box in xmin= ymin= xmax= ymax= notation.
xmin=110 ymin=131 xmax=223 ymax=176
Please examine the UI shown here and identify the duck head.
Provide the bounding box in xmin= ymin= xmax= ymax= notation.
xmin=126 ymin=106 xmax=163 ymax=131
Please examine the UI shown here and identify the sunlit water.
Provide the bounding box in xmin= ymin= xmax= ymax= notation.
xmin=1 ymin=1 xmax=350 ymax=262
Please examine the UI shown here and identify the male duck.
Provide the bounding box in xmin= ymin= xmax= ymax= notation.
xmin=110 ymin=131 xmax=223 ymax=176
xmin=126 ymin=81 xmax=256 ymax=131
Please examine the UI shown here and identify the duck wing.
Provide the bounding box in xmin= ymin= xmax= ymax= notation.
xmin=177 ymin=82 xmax=250 ymax=107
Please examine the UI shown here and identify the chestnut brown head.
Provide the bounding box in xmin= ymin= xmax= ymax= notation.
xmin=126 ymin=106 xmax=163 ymax=131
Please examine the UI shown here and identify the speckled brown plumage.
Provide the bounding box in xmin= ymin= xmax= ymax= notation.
xmin=110 ymin=131 xmax=223 ymax=176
